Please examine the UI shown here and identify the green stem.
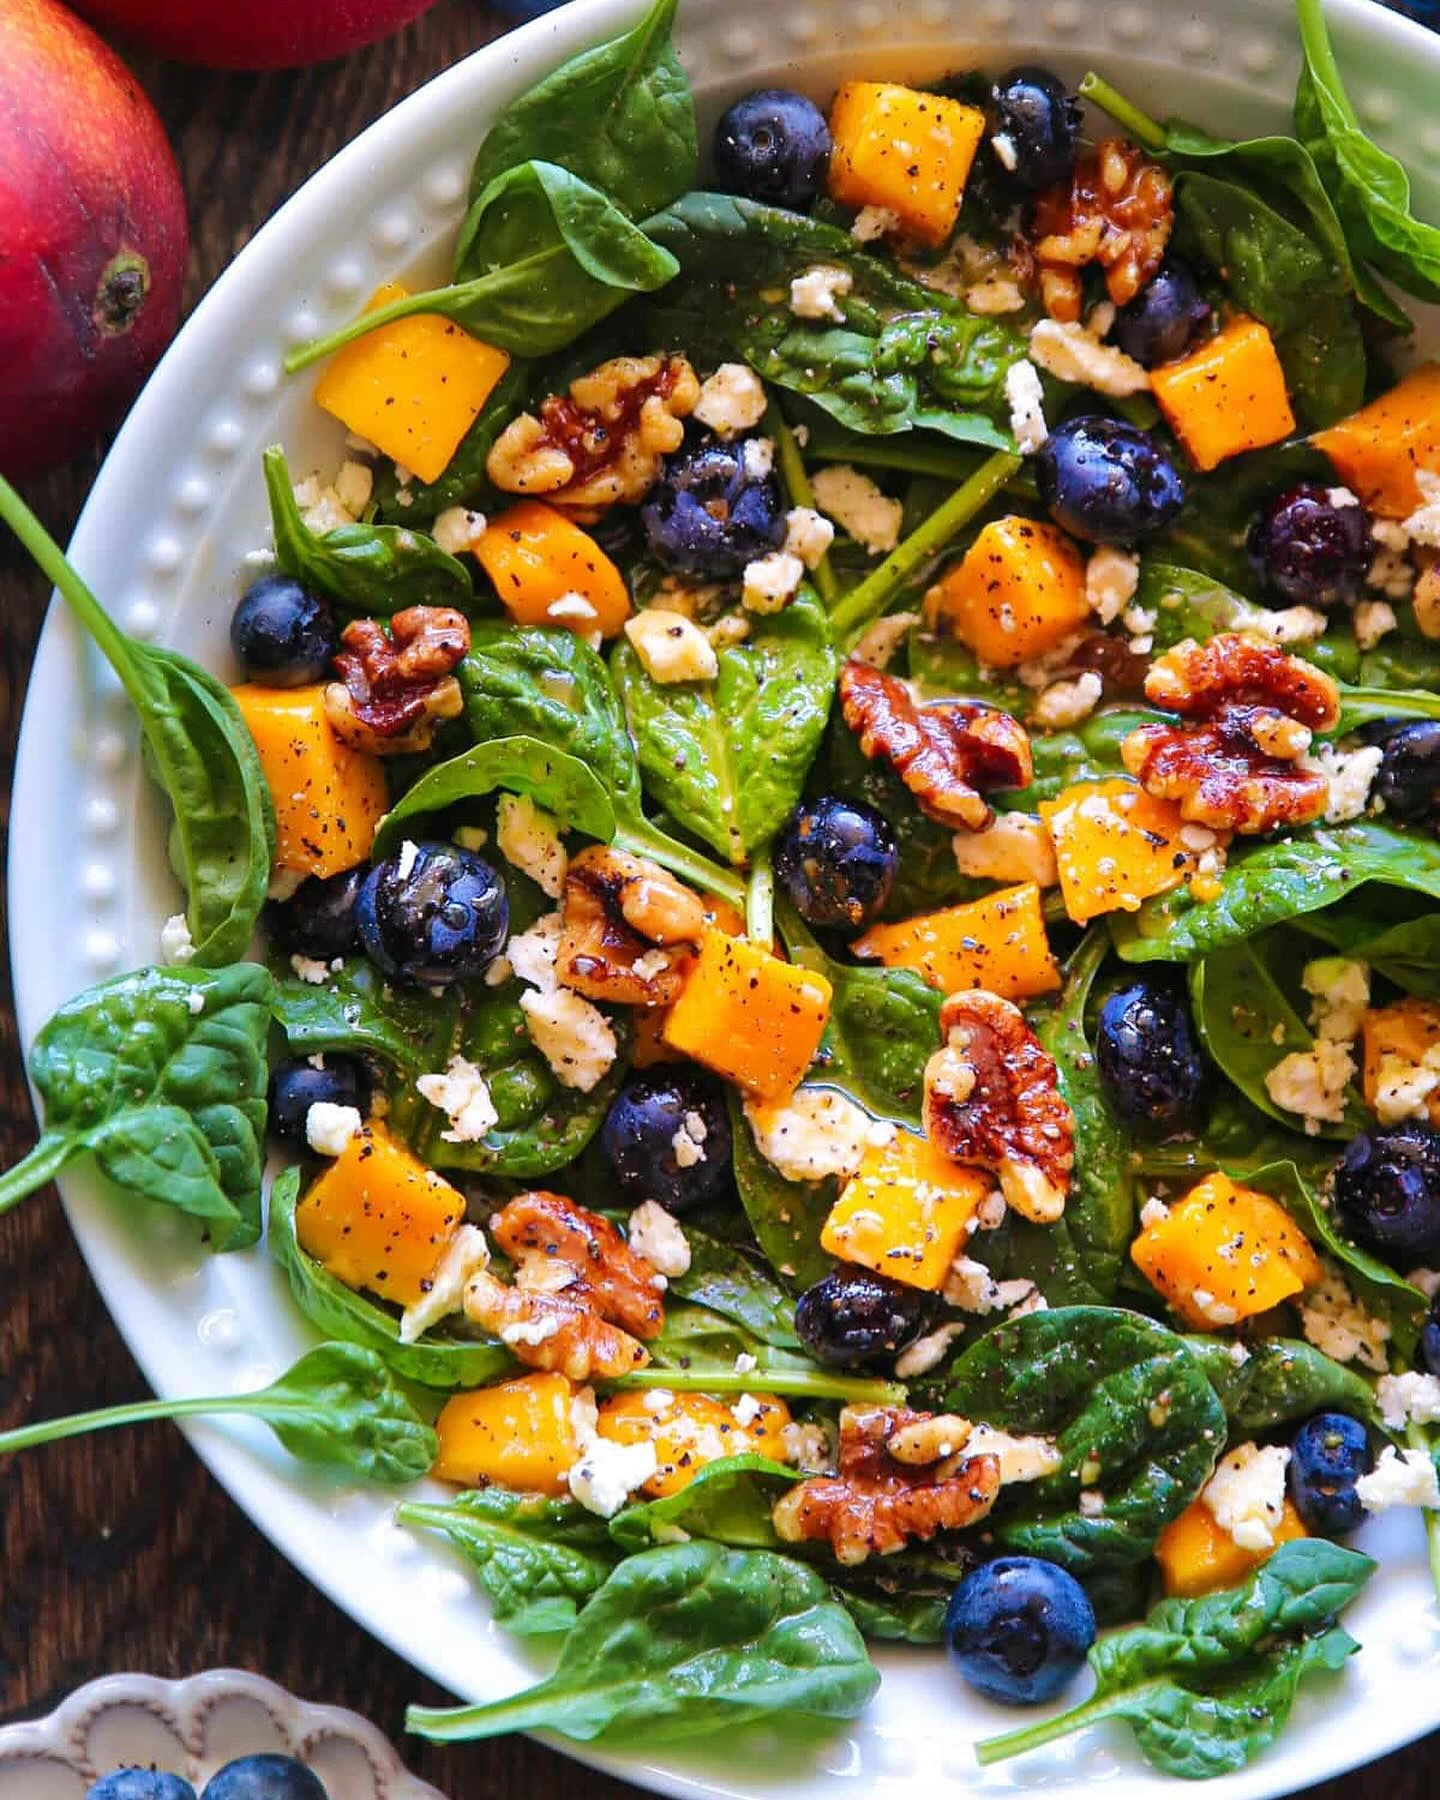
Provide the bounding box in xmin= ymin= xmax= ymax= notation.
xmin=614 ymin=819 xmax=746 ymax=911
xmin=976 ymin=1685 xmax=1136 ymax=1767
xmin=407 ymin=1687 xmax=567 ymax=1743
xmin=769 ymin=408 xmax=837 ymax=604
xmin=285 ymin=285 xmax=461 ymax=374
xmin=828 ymin=452 xmax=1021 ymax=645
xmin=0 ymin=1388 xmax=261 ymax=1456
xmin=0 ymin=1134 xmax=73 ymax=1218
xmin=1294 ymin=0 xmax=1355 ymax=121
xmin=609 ymin=1367 xmax=906 ymax=1405
xmin=1405 ymin=1422 xmax=1440 ymax=1603
xmin=1077 ymin=72 xmax=1168 ymax=153
xmin=746 ymin=849 xmax=775 ymax=948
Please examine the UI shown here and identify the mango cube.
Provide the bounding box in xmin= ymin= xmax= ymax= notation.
xmin=828 ymin=81 xmax=985 ymax=246
xmin=661 ymin=929 xmax=831 ymax=1101
xmin=1155 ymin=1494 xmax=1307 ymax=1599
xmin=926 ymin=516 xmax=1089 ymax=669
xmin=822 ymin=1130 xmax=991 ymax=1291
xmin=476 ymin=501 xmax=631 ymax=638
xmin=434 ymin=1373 xmax=581 ymax=1494
xmin=1039 ymin=778 xmax=1197 ymax=924
xmin=1312 ymin=361 xmax=1440 ymax=518
xmin=1361 ymin=998 xmax=1440 ymax=1126
xmin=1151 ymin=316 xmax=1296 ymax=472
xmin=853 ymin=883 xmax=1059 ymax=1001
xmin=597 ymin=1390 xmax=792 ymax=1497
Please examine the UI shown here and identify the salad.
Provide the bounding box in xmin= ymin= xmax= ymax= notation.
xmin=7 ymin=0 xmax=1440 ymax=1780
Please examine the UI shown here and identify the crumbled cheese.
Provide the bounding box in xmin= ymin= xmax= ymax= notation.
xmin=186 ymin=989 xmax=206 ymax=1016
xmin=742 ymin=550 xmax=806 ymax=614
xmin=267 ymin=866 xmax=306 ymax=902
xmin=160 ymin=913 xmax=195 ymax=965
xmin=671 ymin=1111 xmax=708 ymax=1168
xmin=790 ymin=264 xmax=854 ymax=321
xmin=1201 ymin=1442 xmax=1290 ymax=1552
xmin=951 ymin=813 xmax=1057 ymax=888
xmin=508 ymin=909 xmax=564 ymax=992
xmin=964 ymin=1424 xmax=1063 ymax=1485
xmin=707 ymin=615 xmax=750 ymax=649
xmin=484 ymin=954 xmax=513 ymax=987
xmin=305 ymin=1101 xmax=363 ymax=1158
xmin=1300 ymin=1267 xmax=1392 ymax=1372
xmin=1354 ymin=598 xmax=1398 ymax=651
xmin=520 ymin=987 xmax=618 ymax=1091
xmin=1087 ymin=300 xmax=1117 ymax=340
xmin=990 ymin=130 xmax=1019 ymax=171
xmin=289 ymin=953 xmax=330 ymax=986
xmin=1401 ymin=467 xmax=1440 ymax=548
xmin=944 ymin=1255 xmax=1037 ymax=1316
xmin=331 ymin=460 xmax=374 ymax=517
xmin=1188 ymin=1288 xmax=1240 ymax=1328
xmin=744 ymin=1088 xmax=890 ymax=1184
xmin=1140 ymin=1197 xmax=1171 ymax=1230
xmin=1264 ymin=1038 xmax=1355 ymax=1131
xmin=1028 ymin=318 xmax=1151 ymax=396
xmin=293 ymin=474 xmax=356 ymax=533
xmin=734 ymin=1351 xmax=757 ymax=1374
xmin=496 ymin=793 xmax=568 ymax=899
xmin=501 ymin=1315 xmax=563 ymax=1347
xmin=1356 ymin=1445 xmax=1440 ymax=1513
xmin=693 ymin=362 xmax=768 ymax=436
xmin=431 ymin=506 xmax=485 ymax=556
xmin=416 ymin=1054 xmax=499 ymax=1144
xmin=1368 ymin=546 xmax=1415 ymax=602
xmin=1302 ymin=956 xmax=1370 ymax=1044
xmin=1122 ymin=604 xmax=1156 ymax=641
xmin=628 ymin=1200 xmax=691 ymax=1278
xmin=732 ymin=1393 xmax=765 ymax=1428
xmin=1376 ymin=1371 xmax=1440 ymax=1430
xmin=1077 ymin=1490 xmax=1105 ymax=1518
xmin=1229 ymin=1340 xmax=1252 ymax=1366
xmin=894 ymin=1321 xmax=965 ymax=1378
xmin=624 ymin=608 xmax=720 ymax=683
xmin=1296 ymin=743 xmax=1382 ymax=824
xmin=1032 ymin=671 xmax=1103 ymax=729
xmin=975 ymin=1189 xmax=1007 ymax=1231
xmin=851 ymin=611 xmax=919 ymax=670
xmin=396 ymin=838 xmax=421 ymax=882
xmin=1085 ymin=546 xmax=1141 ymax=624
xmin=784 ymin=506 xmax=835 ymax=570
xmin=1003 ymin=357 xmax=1048 ymax=455
xmin=781 ymin=1420 xmax=836 ymax=1474
xmin=567 ymin=1436 xmax=660 ymax=1517
xmin=398 ymin=1224 xmax=490 ymax=1344
xmin=547 ymin=593 xmax=602 ymax=645
xmin=811 ymin=465 xmax=903 ymax=555
xmin=1014 ymin=632 xmax=1086 ymax=690
xmin=965 ymin=277 xmax=1026 ymax=315
xmin=851 ymin=204 xmax=900 ymax=242
xmin=1239 ymin=602 xmax=1329 ymax=645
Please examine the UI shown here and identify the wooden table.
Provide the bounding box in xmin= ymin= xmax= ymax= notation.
xmin=0 ymin=5 xmax=1433 ymax=1794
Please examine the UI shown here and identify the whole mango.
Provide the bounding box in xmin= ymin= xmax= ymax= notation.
xmin=0 ymin=0 xmax=187 ymax=477
xmin=69 ymin=0 xmax=443 ymax=68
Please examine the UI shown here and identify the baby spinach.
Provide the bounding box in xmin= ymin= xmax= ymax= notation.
xmin=375 ymin=360 xmax=530 ymax=524
xmin=1335 ymin=681 xmax=1440 ymax=731
xmin=978 ymin=1539 xmax=1375 ymax=1779
xmin=728 ymin=1092 xmax=836 ymax=1294
xmin=405 ymin=1541 xmax=880 ymax=1744
xmin=611 ymin=588 xmax=837 ymax=866
xmin=941 ymin=1307 xmax=1227 ymax=1575
xmin=0 ymin=476 xmax=273 ymax=970
xmin=670 ymin=1232 xmax=804 ymax=1349
xmin=1183 ymin=1335 xmax=1378 ymax=1431
xmin=467 ymin=0 xmax=695 ymax=221
xmin=1294 ymin=889 xmax=1440 ymax=998
xmin=263 ymin=447 xmax=472 ymax=614
xmin=397 ymin=1489 xmax=619 ymax=1634
xmin=609 ymin=1454 xmax=799 ymax=1553
xmin=0 ymin=1341 xmax=438 ymax=1486
xmin=0 ymin=963 xmax=272 ymax=1251
xmin=830 ymin=1560 xmax=963 ymax=1644
xmin=268 ymin=1168 xmax=510 ymax=1389
xmin=373 ymin=734 xmax=615 ymax=856
xmin=271 ymin=955 xmax=436 ymax=1076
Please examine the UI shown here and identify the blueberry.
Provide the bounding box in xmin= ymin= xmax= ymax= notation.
xmin=715 ymin=88 xmax=832 ymax=209
xmin=945 ymin=1555 xmax=1096 ymax=1705
xmin=1288 ymin=1412 xmax=1373 ymax=1536
xmin=601 ymin=1069 xmax=733 ymax=1214
xmin=268 ymin=1055 xmax=371 ymax=1150
xmin=200 ymin=1756 xmax=328 ymax=1800
xmin=774 ymin=795 xmax=898 ymax=933
xmin=265 ymin=867 xmax=366 ymax=961
xmin=1335 ymin=1122 xmax=1440 ymax=1260
xmin=989 ymin=66 xmax=1080 ymax=193
xmin=1112 ymin=258 xmax=1211 ymax=368
xmin=356 ymin=841 xmax=508 ymax=986
xmin=1374 ymin=720 xmax=1440 ymax=825
xmin=1421 ymin=1293 xmax=1440 ymax=1376
xmin=640 ymin=438 xmax=786 ymax=579
xmin=1096 ymin=979 xmax=1207 ymax=1138
xmin=86 ymin=1775 xmax=197 ymax=1800
xmin=1036 ymin=416 xmax=1185 ymax=545
xmin=230 ymin=574 xmax=337 ymax=687
xmin=794 ymin=1266 xmax=930 ymax=1369
xmin=1248 ymin=484 xmax=1371 ymax=609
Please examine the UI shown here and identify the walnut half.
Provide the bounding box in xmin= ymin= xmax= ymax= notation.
xmin=491 ymin=1190 xmax=666 ymax=1340
xmin=558 ymin=845 xmax=707 ymax=1007
xmin=1030 ymin=139 xmax=1173 ymax=322
xmin=324 ymin=606 xmax=469 ymax=755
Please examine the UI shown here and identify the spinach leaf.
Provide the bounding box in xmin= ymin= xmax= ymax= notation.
xmin=374 ymin=360 xmax=531 ymax=524
xmin=611 ymin=588 xmax=837 ymax=865
xmin=397 ymin=1489 xmax=618 ymax=1634
xmin=373 ymin=734 xmax=615 ymax=856
xmin=728 ymin=1091 xmax=836 ymax=1293
xmin=1183 ymin=1335 xmax=1378 ymax=1431
xmin=1140 ymin=560 xmax=1354 ymax=677
xmin=1336 ymin=679 xmax=1440 ymax=731
xmin=1015 ymin=708 xmax=1152 ymax=806
xmin=978 ymin=1539 xmax=1375 ymax=1778
xmin=831 ymin=1565 xmax=959 ymax=1644
xmin=271 ymin=955 xmax=438 ymax=1076
xmin=670 ymin=1230 xmax=803 ymax=1349
xmin=1293 ymin=889 xmax=1440 ymax=998
xmin=0 ymin=476 xmax=274 ymax=969
xmin=609 ymin=1454 xmax=798 ymax=1552
xmin=467 ymin=0 xmax=695 ymax=220
xmin=941 ymin=1307 xmax=1226 ymax=1574
xmin=263 ymin=447 xmax=472 ymax=613
xmin=405 ymin=1542 xmax=880 ymax=1744
xmin=0 ymin=964 xmax=272 ymax=1250
xmin=268 ymin=1167 xmax=510 ymax=1389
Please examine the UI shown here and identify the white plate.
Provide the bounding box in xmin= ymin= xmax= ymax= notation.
xmin=11 ymin=1 xmax=1440 ymax=1795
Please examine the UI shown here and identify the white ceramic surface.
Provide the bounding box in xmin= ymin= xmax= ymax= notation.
xmin=11 ymin=1 xmax=1440 ymax=1795
xmin=0 ymin=1670 xmax=448 ymax=1799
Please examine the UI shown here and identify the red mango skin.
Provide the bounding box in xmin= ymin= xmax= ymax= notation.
xmin=69 ymin=0 xmax=444 ymax=68
xmin=0 ymin=0 xmax=188 ymax=477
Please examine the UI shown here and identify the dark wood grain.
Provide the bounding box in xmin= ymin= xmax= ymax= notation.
xmin=0 ymin=5 xmax=1432 ymax=1796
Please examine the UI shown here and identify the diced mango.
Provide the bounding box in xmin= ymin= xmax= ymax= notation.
xmin=295 ymin=1123 xmax=464 ymax=1309
xmin=313 ymin=281 xmax=511 ymax=485
xmin=661 ymin=929 xmax=831 ymax=1101
xmin=232 ymin=682 xmax=388 ymax=878
xmin=1155 ymin=1495 xmax=1307 ymax=1599
xmin=596 ymin=1390 xmax=793 ymax=1498
xmin=925 ymin=516 xmax=1089 ymax=669
xmin=434 ymin=1373 xmax=580 ymax=1495
xmin=828 ymin=81 xmax=986 ymax=246
xmin=1130 ymin=1171 xmax=1324 ymax=1331
xmin=1312 ymin=361 xmax=1440 ymax=518
xmin=1362 ymin=998 xmax=1440 ymax=1126
xmin=1039 ymin=778 xmax=1197 ymax=924
xmin=822 ymin=1130 xmax=991 ymax=1291
xmin=476 ymin=500 xmax=631 ymax=639
xmin=853 ymin=883 xmax=1059 ymax=1001
xmin=1151 ymin=316 xmax=1296 ymax=472
xmin=631 ymin=896 xmax=750 ymax=1068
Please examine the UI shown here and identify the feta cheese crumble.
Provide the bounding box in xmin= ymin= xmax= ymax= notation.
xmin=671 ymin=1110 xmax=708 ymax=1168
xmin=628 ymin=1200 xmax=691 ymax=1279
xmin=160 ymin=913 xmax=195 ymax=965
xmin=1376 ymin=1371 xmax=1440 ymax=1431
xmin=1356 ymin=1445 xmax=1440 ymax=1513
xmin=781 ymin=1420 xmax=836 ymax=1474
xmin=398 ymin=1224 xmax=490 ymax=1343
xmin=508 ymin=909 xmax=564 ymax=992
xmin=568 ymin=1435 xmax=660 ymax=1516
xmin=810 ymin=465 xmax=903 ymax=555
xmin=496 ymin=793 xmax=568 ymax=899
xmin=784 ymin=506 xmax=836 ymax=569
xmin=850 ymin=204 xmax=900 ymax=242
xmin=744 ymin=1087 xmax=891 ymax=1184
xmin=692 ymin=362 xmax=768 ymax=436
xmin=432 ymin=506 xmax=486 ymax=556
xmin=1300 ymin=1268 xmax=1392 ymax=1372
xmin=1201 ymin=1442 xmax=1291 ymax=1552
xmin=416 ymin=1055 xmax=499 ymax=1144
xmin=1032 ymin=671 xmax=1103 ymax=729
xmin=1028 ymin=318 xmax=1151 ymax=396
xmin=1003 ymin=358 xmax=1048 ymax=455
xmin=894 ymin=1321 xmax=965 ymax=1379
xmin=790 ymin=264 xmax=854 ymax=321
xmin=305 ymin=1101 xmax=363 ymax=1158
xmin=1264 ymin=1038 xmax=1355 ymax=1132
xmin=742 ymin=550 xmax=805 ymax=614
xmin=1303 ymin=957 xmax=1370 ymax=1044
xmin=951 ymin=812 xmax=1057 ymax=888
xmin=1354 ymin=598 xmax=1398 ymax=651
xmin=742 ymin=436 xmax=775 ymax=480
xmin=289 ymin=953 xmax=331 ymax=986
xmin=943 ymin=1255 xmax=1038 ymax=1316
xmin=1085 ymin=546 xmax=1141 ymax=624
xmin=624 ymin=608 xmax=720 ymax=683
xmin=851 ymin=611 xmax=919 ymax=671
xmin=1295 ymin=743 xmax=1382 ymax=824
xmin=520 ymin=987 xmax=618 ymax=1092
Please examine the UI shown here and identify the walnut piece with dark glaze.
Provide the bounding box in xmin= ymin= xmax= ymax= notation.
xmin=1031 ymin=139 xmax=1173 ymax=322
xmin=324 ymin=606 xmax=470 ymax=755
xmin=557 ymin=845 xmax=708 ymax=1007
xmin=491 ymin=1190 xmax=666 ymax=1340
xmin=462 ymin=1269 xmax=650 ymax=1381
xmin=838 ymin=660 xmax=1033 ymax=830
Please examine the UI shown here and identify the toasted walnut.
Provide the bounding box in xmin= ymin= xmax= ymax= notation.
xmin=324 ymin=606 xmax=469 ymax=754
xmin=771 ymin=1405 xmax=1002 ymax=1565
xmin=838 ymin=660 xmax=1033 ymax=830
xmin=486 ymin=354 xmax=700 ymax=512
xmin=1121 ymin=633 xmax=1342 ymax=834
xmin=924 ymin=990 xmax=1075 ymax=1224
xmin=558 ymin=845 xmax=707 ymax=1007
xmin=491 ymin=1190 xmax=666 ymax=1340
xmin=462 ymin=1269 xmax=650 ymax=1380
xmin=885 ymin=1412 xmax=975 ymax=1465
xmin=1031 ymin=140 xmax=1173 ymax=322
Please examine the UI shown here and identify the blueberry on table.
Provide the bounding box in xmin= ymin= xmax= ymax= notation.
xmin=774 ymin=795 xmax=898 ymax=933
xmin=200 ymin=1756 xmax=329 ymax=1800
xmin=1373 ymin=720 xmax=1440 ymax=825
xmin=1112 ymin=257 xmax=1211 ymax=368
xmin=601 ymin=1068 xmax=732 ymax=1213
xmin=1095 ymin=978 xmax=1207 ymax=1137
xmin=265 ymin=866 xmax=366 ymax=960
xmin=1035 ymin=416 xmax=1185 ymax=545
xmin=356 ymin=841 xmax=509 ymax=986
xmin=988 ymin=66 xmax=1080 ymax=192
xmin=794 ymin=1266 xmax=930 ymax=1369
xmin=1247 ymin=483 xmax=1371 ymax=608
xmin=268 ymin=1055 xmax=371 ymax=1150
xmin=945 ymin=1555 xmax=1096 ymax=1705
xmin=1335 ymin=1122 xmax=1440 ymax=1260
xmin=230 ymin=574 xmax=337 ymax=687
xmin=640 ymin=438 xmax=786 ymax=579
xmin=714 ymin=88 xmax=833 ymax=209
xmin=86 ymin=1774 xmax=197 ymax=1800
xmin=1288 ymin=1411 xmax=1373 ymax=1536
